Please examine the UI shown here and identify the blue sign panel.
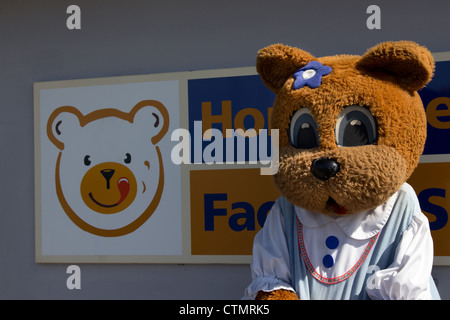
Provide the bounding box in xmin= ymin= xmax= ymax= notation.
xmin=188 ymin=75 xmax=276 ymax=164
xmin=419 ymin=60 xmax=450 ymax=155
xmin=188 ymin=60 xmax=450 ymax=161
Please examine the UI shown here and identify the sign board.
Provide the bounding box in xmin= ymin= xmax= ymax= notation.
xmin=35 ymin=53 xmax=450 ymax=264
xmin=408 ymin=52 xmax=450 ymax=265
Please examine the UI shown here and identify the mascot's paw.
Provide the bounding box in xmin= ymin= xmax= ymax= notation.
xmin=255 ymin=289 xmax=299 ymax=300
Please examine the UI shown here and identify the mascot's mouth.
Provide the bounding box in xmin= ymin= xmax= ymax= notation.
xmin=326 ymin=197 xmax=347 ymax=215
xmin=88 ymin=177 xmax=130 ymax=208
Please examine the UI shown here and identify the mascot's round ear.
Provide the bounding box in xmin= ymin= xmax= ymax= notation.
xmin=257 ymin=44 xmax=315 ymax=93
xmin=357 ymin=41 xmax=435 ymax=92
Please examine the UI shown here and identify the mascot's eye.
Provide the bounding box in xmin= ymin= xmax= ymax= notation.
xmin=124 ymin=153 xmax=131 ymax=164
xmin=84 ymin=155 xmax=91 ymax=166
xmin=289 ymin=108 xmax=319 ymax=149
xmin=335 ymin=106 xmax=377 ymax=147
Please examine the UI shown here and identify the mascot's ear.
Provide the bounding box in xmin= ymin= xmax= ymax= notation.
xmin=257 ymin=44 xmax=315 ymax=93
xmin=357 ymin=41 xmax=435 ymax=92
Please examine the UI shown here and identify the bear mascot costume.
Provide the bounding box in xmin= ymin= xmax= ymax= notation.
xmin=244 ymin=41 xmax=440 ymax=300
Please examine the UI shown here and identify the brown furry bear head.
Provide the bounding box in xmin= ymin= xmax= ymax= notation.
xmin=257 ymin=41 xmax=434 ymax=215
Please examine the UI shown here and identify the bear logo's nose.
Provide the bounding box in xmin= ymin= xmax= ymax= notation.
xmin=311 ymin=158 xmax=340 ymax=181
xmin=101 ymin=169 xmax=115 ymax=189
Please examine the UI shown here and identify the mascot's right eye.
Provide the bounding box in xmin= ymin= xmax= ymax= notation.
xmin=84 ymin=155 xmax=91 ymax=166
xmin=289 ymin=108 xmax=319 ymax=149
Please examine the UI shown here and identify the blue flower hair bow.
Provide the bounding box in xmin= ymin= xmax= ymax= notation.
xmin=293 ymin=61 xmax=332 ymax=90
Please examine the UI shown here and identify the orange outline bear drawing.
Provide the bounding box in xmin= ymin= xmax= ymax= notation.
xmin=47 ymin=100 xmax=169 ymax=237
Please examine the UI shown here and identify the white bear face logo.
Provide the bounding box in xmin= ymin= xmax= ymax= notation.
xmin=47 ymin=100 xmax=169 ymax=237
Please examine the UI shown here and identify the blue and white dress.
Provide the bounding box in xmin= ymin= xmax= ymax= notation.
xmin=244 ymin=183 xmax=440 ymax=300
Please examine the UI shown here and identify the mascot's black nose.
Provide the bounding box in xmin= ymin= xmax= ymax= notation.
xmin=311 ymin=157 xmax=340 ymax=181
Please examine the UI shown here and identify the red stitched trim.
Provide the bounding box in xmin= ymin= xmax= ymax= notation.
xmin=297 ymin=217 xmax=379 ymax=284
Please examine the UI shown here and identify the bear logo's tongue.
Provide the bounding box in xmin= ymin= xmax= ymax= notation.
xmin=117 ymin=178 xmax=130 ymax=204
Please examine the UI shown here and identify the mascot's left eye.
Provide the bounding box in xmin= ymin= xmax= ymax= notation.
xmin=289 ymin=108 xmax=319 ymax=149
xmin=335 ymin=106 xmax=377 ymax=147
xmin=124 ymin=153 xmax=132 ymax=164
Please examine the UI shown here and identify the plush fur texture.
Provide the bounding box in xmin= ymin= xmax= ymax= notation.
xmin=256 ymin=289 xmax=299 ymax=300
xmin=254 ymin=41 xmax=434 ymax=299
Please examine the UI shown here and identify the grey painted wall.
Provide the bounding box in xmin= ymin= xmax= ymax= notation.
xmin=0 ymin=0 xmax=449 ymax=299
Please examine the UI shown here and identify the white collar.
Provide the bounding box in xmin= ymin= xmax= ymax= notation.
xmin=295 ymin=191 xmax=399 ymax=240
